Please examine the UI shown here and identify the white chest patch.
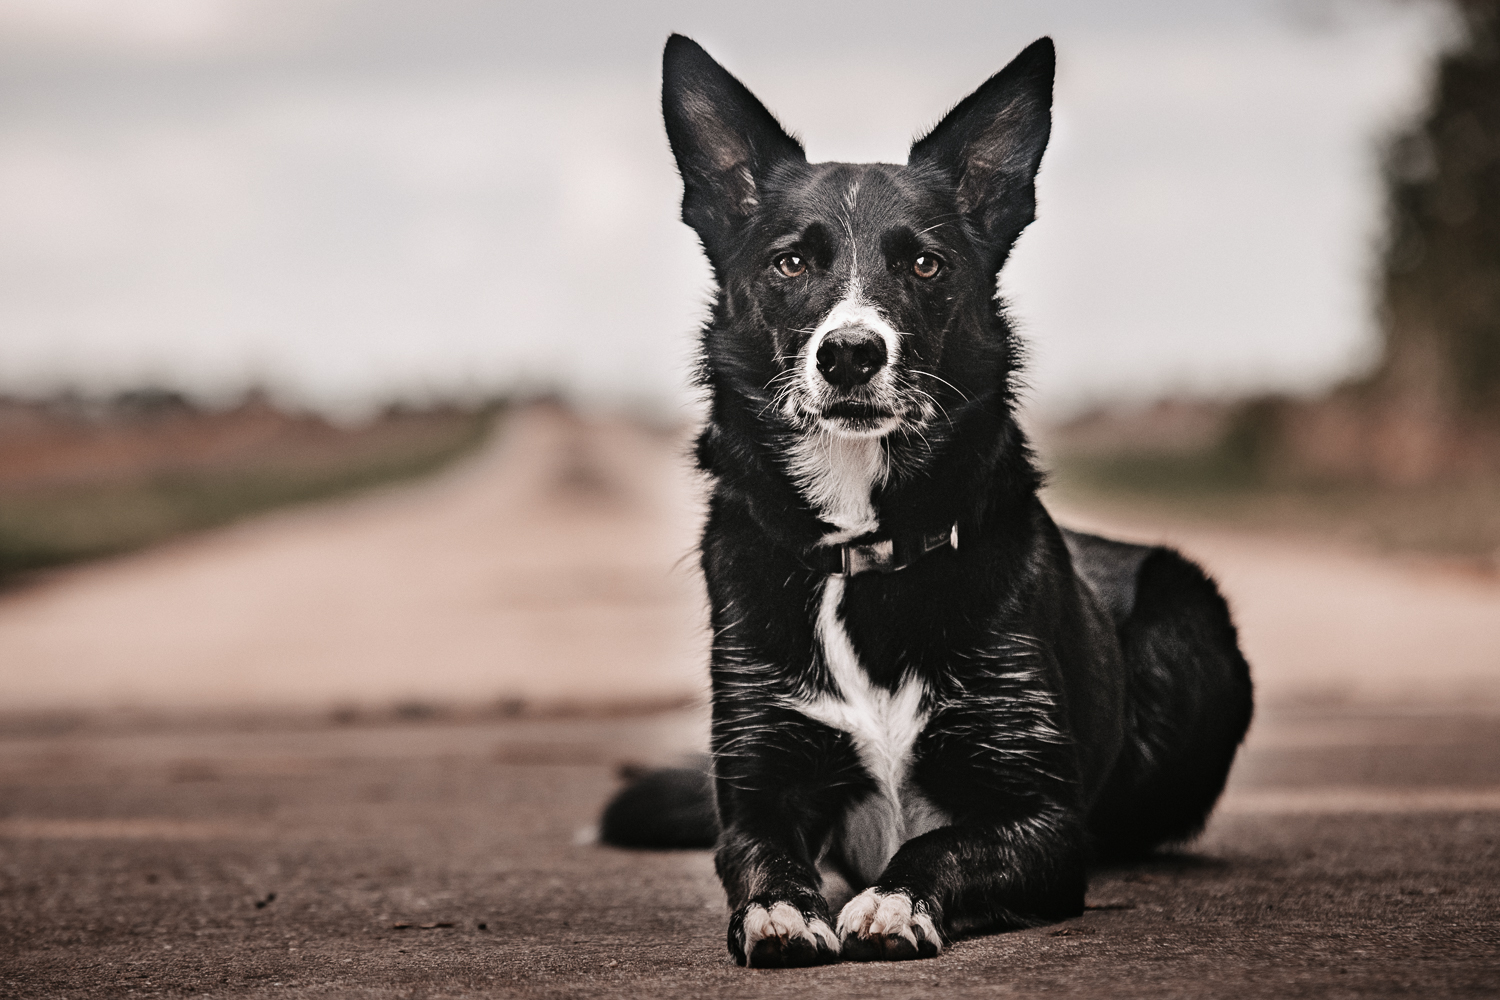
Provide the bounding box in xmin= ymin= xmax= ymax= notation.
xmin=789 ymin=577 xmax=949 ymax=886
xmin=785 ymin=432 xmax=886 ymax=541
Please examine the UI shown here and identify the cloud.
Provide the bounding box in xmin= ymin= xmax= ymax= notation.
xmin=0 ymin=0 xmax=1454 ymax=414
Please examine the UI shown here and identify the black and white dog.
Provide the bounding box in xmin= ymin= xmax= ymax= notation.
xmin=601 ymin=35 xmax=1253 ymax=968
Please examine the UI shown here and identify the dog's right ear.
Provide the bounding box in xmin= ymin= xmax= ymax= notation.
xmin=662 ymin=35 xmax=805 ymax=260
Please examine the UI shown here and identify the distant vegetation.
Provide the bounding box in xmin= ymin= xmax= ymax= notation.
xmin=0 ymin=390 xmax=501 ymax=581
xmin=1372 ymin=0 xmax=1500 ymax=428
xmin=1046 ymin=0 xmax=1500 ymax=568
xmin=1227 ymin=0 xmax=1500 ymax=489
xmin=1043 ymin=398 xmax=1500 ymax=565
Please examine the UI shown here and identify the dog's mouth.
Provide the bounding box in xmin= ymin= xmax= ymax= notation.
xmin=822 ymin=401 xmax=890 ymax=420
xmin=817 ymin=400 xmax=899 ymax=436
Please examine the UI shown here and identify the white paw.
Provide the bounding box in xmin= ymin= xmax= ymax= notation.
xmin=738 ymin=901 xmax=839 ymax=967
xmin=836 ymin=888 xmax=942 ymax=960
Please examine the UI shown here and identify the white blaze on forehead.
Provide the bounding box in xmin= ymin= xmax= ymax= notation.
xmin=801 ymin=177 xmax=898 ymax=393
xmin=842 ymin=179 xmax=862 ymax=281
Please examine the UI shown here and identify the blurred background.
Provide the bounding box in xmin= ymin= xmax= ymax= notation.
xmin=0 ymin=0 xmax=1496 ymax=719
xmin=6 ymin=7 xmax=1500 ymax=991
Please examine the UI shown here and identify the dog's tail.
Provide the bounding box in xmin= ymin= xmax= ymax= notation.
xmin=599 ymin=758 xmax=719 ymax=849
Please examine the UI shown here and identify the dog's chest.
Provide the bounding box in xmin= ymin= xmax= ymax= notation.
xmin=789 ymin=578 xmax=949 ymax=885
xmin=785 ymin=433 xmax=885 ymax=540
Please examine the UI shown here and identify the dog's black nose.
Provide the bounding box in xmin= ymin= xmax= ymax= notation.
xmin=815 ymin=328 xmax=886 ymax=388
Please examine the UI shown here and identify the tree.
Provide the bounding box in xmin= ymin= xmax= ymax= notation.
xmin=1369 ymin=0 xmax=1500 ymax=420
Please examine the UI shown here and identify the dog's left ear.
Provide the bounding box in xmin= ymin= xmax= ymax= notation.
xmin=909 ymin=37 xmax=1054 ymax=267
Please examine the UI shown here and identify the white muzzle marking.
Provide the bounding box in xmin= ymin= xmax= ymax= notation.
xmin=801 ymin=296 xmax=902 ymax=432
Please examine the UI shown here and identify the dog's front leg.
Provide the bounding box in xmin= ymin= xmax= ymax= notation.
xmin=716 ymin=807 xmax=841 ymax=968
xmin=837 ymin=803 xmax=1087 ymax=960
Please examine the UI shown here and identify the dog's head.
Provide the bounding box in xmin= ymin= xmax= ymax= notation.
xmin=663 ymin=35 xmax=1053 ymax=444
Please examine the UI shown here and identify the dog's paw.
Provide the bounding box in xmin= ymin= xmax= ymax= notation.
xmin=728 ymin=900 xmax=841 ymax=968
xmin=836 ymin=888 xmax=942 ymax=961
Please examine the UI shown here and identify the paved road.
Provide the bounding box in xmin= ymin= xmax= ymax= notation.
xmin=3 ymin=404 xmax=1497 ymax=716
xmin=0 ymin=405 xmax=708 ymax=715
xmin=2 ymin=404 xmax=1498 ymax=995
xmin=3 ymin=703 xmax=1497 ymax=999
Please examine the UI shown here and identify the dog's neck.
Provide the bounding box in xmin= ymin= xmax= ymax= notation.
xmin=784 ymin=430 xmax=888 ymax=544
xmin=698 ymin=385 xmax=1039 ymax=565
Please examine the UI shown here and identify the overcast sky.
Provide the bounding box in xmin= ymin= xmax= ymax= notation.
xmin=0 ymin=0 xmax=1454 ymax=418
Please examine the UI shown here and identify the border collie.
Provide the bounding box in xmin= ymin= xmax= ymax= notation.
xmin=601 ymin=34 xmax=1253 ymax=968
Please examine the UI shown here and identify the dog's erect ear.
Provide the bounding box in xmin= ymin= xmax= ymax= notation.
xmin=662 ymin=35 xmax=805 ymax=257
xmin=909 ymin=37 xmax=1054 ymax=263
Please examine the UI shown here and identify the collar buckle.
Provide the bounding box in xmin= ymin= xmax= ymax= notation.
xmin=842 ymin=537 xmax=896 ymax=575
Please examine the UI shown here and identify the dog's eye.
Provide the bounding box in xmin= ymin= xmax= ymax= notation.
xmin=775 ymin=253 xmax=807 ymax=278
xmin=913 ymin=254 xmax=942 ymax=279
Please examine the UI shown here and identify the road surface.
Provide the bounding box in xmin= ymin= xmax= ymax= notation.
xmin=2 ymin=405 xmax=1498 ymax=996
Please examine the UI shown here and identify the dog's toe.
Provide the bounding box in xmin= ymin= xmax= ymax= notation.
xmin=731 ymin=900 xmax=841 ymax=968
xmin=836 ymin=888 xmax=942 ymax=961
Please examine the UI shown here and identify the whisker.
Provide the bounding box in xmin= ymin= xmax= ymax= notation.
xmin=761 ymin=367 xmax=802 ymax=391
xmin=913 ymin=369 xmax=972 ymax=402
xmin=908 ymin=421 xmax=933 ymax=456
xmin=906 ymin=385 xmax=953 ymax=428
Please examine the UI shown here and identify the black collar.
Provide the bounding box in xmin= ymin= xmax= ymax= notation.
xmin=802 ymin=522 xmax=959 ymax=576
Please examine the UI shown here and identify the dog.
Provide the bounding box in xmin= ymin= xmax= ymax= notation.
xmin=600 ymin=34 xmax=1253 ymax=968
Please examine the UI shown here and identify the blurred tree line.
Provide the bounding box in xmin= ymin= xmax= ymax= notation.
xmin=1050 ymin=2 xmax=1500 ymax=557
xmin=1237 ymin=0 xmax=1500 ymax=486
xmin=0 ymin=392 xmax=501 ymax=581
xmin=1371 ymin=0 xmax=1500 ymax=422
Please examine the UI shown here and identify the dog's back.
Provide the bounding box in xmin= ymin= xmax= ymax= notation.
xmin=1066 ymin=531 xmax=1253 ymax=859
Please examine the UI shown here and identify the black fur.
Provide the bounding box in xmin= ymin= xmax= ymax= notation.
xmin=601 ymin=35 xmax=1253 ymax=968
xmin=599 ymin=765 xmax=718 ymax=849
